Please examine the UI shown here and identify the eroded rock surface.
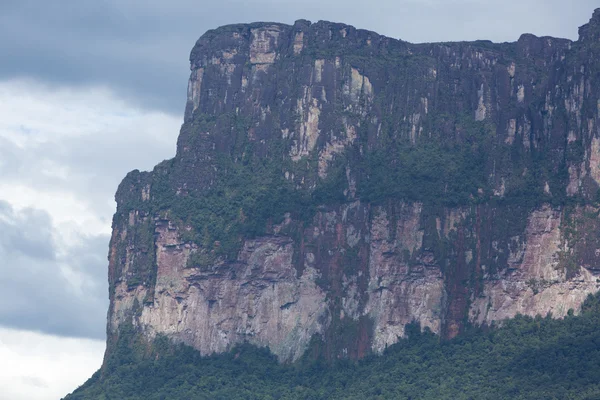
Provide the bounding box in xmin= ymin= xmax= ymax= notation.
xmin=139 ymin=228 xmax=328 ymax=361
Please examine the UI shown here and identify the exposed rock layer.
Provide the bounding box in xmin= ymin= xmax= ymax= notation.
xmin=106 ymin=10 xmax=600 ymax=363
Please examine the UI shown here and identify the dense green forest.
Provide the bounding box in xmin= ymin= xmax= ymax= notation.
xmin=66 ymin=293 xmax=600 ymax=400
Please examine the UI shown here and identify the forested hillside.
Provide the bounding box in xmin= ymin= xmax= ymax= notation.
xmin=67 ymin=292 xmax=600 ymax=399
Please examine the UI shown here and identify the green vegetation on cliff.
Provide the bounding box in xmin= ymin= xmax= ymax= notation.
xmin=66 ymin=293 xmax=600 ymax=400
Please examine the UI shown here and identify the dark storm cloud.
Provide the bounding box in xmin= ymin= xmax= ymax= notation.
xmin=1 ymin=0 xmax=597 ymax=114
xmin=0 ymin=0 xmax=194 ymax=113
xmin=0 ymin=201 xmax=108 ymax=339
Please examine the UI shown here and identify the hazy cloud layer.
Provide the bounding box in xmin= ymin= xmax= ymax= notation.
xmin=1 ymin=0 xmax=597 ymax=113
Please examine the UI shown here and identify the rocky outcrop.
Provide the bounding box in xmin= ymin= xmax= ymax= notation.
xmin=105 ymin=10 xmax=600 ymax=363
xmin=470 ymin=205 xmax=599 ymax=325
xmin=139 ymin=225 xmax=328 ymax=362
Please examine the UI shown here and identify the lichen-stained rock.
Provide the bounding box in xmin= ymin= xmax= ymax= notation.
xmin=249 ymin=26 xmax=281 ymax=64
xmin=105 ymin=10 xmax=600 ymax=365
xmin=365 ymin=204 xmax=445 ymax=353
xmin=470 ymin=206 xmax=600 ymax=325
xmin=134 ymin=224 xmax=328 ymax=362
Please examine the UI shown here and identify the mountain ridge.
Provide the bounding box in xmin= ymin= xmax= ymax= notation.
xmin=101 ymin=8 xmax=600 ymax=367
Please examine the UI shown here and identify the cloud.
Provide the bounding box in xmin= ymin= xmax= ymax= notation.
xmin=0 ymin=79 xmax=180 ymax=236
xmin=0 ymin=80 xmax=181 ymax=339
xmin=0 ymin=0 xmax=596 ymax=113
xmin=0 ymin=202 xmax=55 ymax=260
xmin=0 ymin=327 xmax=105 ymax=400
xmin=0 ymin=200 xmax=108 ymax=338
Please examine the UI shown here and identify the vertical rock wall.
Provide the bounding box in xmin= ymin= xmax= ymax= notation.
xmin=106 ymin=10 xmax=600 ymax=362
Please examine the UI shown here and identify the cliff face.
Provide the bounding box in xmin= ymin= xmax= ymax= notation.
xmin=106 ymin=10 xmax=600 ymax=362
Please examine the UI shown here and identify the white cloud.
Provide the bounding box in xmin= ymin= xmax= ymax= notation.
xmin=0 ymin=79 xmax=181 ymax=238
xmin=0 ymin=327 xmax=105 ymax=400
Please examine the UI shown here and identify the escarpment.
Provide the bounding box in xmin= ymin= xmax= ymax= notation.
xmin=106 ymin=10 xmax=600 ymax=363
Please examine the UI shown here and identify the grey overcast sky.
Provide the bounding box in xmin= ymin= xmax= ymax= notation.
xmin=1 ymin=0 xmax=598 ymax=114
xmin=0 ymin=1 xmax=597 ymax=398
